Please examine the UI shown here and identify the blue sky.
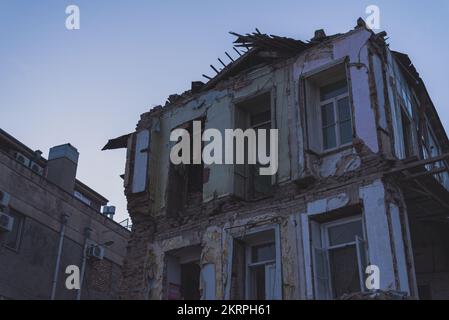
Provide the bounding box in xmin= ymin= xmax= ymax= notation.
xmin=1 ymin=0 xmax=448 ymax=223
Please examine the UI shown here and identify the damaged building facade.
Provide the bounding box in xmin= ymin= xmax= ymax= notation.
xmin=104 ymin=19 xmax=449 ymax=300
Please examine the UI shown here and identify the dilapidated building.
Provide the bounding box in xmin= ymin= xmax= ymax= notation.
xmin=104 ymin=19 xmax=449 ymax=300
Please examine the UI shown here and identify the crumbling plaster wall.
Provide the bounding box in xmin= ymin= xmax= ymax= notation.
xmin=150 ymin=28 xmax=383 ymax=212
xmin=293 ymin=28 xmax=378 ymax=155
xmin=150 ymin=62 xmax=298 ymax=209
xmin=121 ymin=28 xmax=423 ymax=300
xmin=301 ymin=178 xmax=414 ymax=298
xmin=155 ymin=89 xmax=230 ymax=211
xmin=142 ymin=209 xmax=303 ymax=300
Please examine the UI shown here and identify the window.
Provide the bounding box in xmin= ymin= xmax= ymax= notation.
xmin=422 ymin=122 xmax=448 ymax=184
xmin=229 ymin=228 xmax=281 ymax=300
xmin=304 ymin=62 xmax=353 ymax=153
xmin=312 ymin=216 xmax=367 ymax=299
xmin=320 ymin=80 xmax=352 ymax=150
xmin=180 ymin=262 xmax=201 ymax=300
xmin=401 ymin=108 xmax=414 ymax=158
xmin=249 ymin=110 xmax=272 ymax=199
xmin=166 ymin=119 xmax=204 ymax=216
xmin=165 ymin=246 xmax=202 ymax=300
xmin=3 ymin=209 xmax=24 ymax=251
xmin=234 ymin=93 xmax=273 ymax=200
xmin=248 ymin=243 xmax=276 ymax=299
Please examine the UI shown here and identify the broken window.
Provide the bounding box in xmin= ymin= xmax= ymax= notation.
xmin=234 ymin=93 xmax=273 ymax=200
xmin=401 ymin=107 xmax=414 ymax=158
xmin=181 ymin=262 xmax=201 ymax=300
xmin=422 ymin=122 xmax=448 ymax=184
xmin=311 ymin=216 xmax=367 ymax=299
xmin=304 ymin=62 xmax=353 ymax=153
xmin=248 ymin=243 xmax=276 ymax=300
xmin=229 ymin=228 xmax=281 ymax=300
xmin=165 ymin=246 xmax=202 ymax=300
xmin=166 ymin=119 xmax=204 ymax=217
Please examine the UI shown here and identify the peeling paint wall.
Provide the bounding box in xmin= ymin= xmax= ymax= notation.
xmin=360 ymin=179 xmax=396 ymax=290
xmin=293 ymin=28 xmax=378 ymax=154
xmin=119 ymin=26 xmax=427 ymax=300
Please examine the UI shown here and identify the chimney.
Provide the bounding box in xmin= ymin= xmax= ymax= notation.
xmin=311 ymin=29 xmax=326 ymax=42
xmin=191 ymin=81 xmax=204 ymax=94
xmin=46 ymin=144 xmax=79 ymax=193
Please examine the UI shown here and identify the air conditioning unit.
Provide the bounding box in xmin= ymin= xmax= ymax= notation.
xmin=15 ymin=152 xmax=30 ymax=167
xmin=0 ymin=190 xmax=10 ymax=208
xmin=102 ymin=206 xmax=116 ymax=216
xmin=0 ymin=212 xmax=14 ymax=232
xmin=30 ymin=162 xmax=44 ymax=175
xmin=87 ymin=244 xmax=105 ymax=260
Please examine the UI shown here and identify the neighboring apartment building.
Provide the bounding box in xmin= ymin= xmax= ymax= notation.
xmin=104 ymin=19 xmax=449 ymax=300
xmin=0 ymin=129 xmax=130 ymax=300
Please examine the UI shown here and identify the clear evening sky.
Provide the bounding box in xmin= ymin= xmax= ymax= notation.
xmin=1 ymin=0 xmax=448 ymax=223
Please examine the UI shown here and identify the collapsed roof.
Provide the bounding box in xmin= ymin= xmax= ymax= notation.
xmin=103 ymin=20 xmax=448 ymax=158
xmin=201 ymin=28 xmax=344 ymax=92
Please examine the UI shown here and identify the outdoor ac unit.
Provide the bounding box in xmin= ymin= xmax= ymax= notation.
xmin=102 ymin=206 xmax=116 ymax=216
xmin=0 ymin=212 xmax=14 ymax=232
xmin=15 ymin=152 xmax=30 ymax=167
xmin=30 ymin=162 xmax=44 ymax=175
xmin=87 ymin=244 xmax=105 ymax=260
xmin=0 ymin=190 xmax=10 ymax=208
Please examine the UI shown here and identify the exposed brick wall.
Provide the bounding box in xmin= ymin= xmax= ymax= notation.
xmin=119 ymin=210 xmax=155 ymax=300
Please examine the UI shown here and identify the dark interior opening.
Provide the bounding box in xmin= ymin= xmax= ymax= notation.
xmin=166 ymin=118 xmax=204 ymax=217
xmin=180 ymin=262 xmax=201 ymax=300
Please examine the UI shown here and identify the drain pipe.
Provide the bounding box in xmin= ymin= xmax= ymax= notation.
xmin=50 ymin=213 xmax=70 ymax=300
xmin=77 ymin=227 xmax=92 ymax=300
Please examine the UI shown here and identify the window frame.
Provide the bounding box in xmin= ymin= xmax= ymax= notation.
xmin=302 ymin=59 xmax=354 ymax=155
xmin=224 ymin=224 xmax=282 ymax=300
xmin=247 ymin=116 xmax=272 ymax=200
xmin=246 ymin=241 xmax=276 ymax=300
xmin=319 ymin=90 xmax=352 ymax=152
xmin=318 ymin=215 xmax=367 ymax=298
xmin=2 ymin=208 xmax=25 ymax=252
xmin=232 ymin=90 xmax=274 ymax=201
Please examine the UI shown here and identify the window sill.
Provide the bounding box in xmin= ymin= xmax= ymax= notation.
xmin=306 ymin=142 xmax=354 ymax=158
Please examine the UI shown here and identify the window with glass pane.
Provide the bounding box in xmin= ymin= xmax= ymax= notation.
xmin=323 ymin=218 xmax=366 ymax=298
xmin=329 ymin=245 xmax=361 ymax=298
xmin=251 ymin=243 xmax=275 ymax=263
xmin=4 ymin=209 xmax=24 ymax=251
xmin=327 ymin=220 xmax=363 ymax=247
xmin=321 ymin=103 xmax=336 ymax=150
xmin=320 ymin=80 xmax=348 ymax=101
xmin=337 ymin=97 xmax=352 ymax=144
xmin=319 ymin=80 xmax=352 ymax=150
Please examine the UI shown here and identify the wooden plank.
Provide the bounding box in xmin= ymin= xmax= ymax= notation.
xmin=403 ymin=167 xmax=448 ymax=180
xmin=387 ymin=152 xmax=449 ymax=174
